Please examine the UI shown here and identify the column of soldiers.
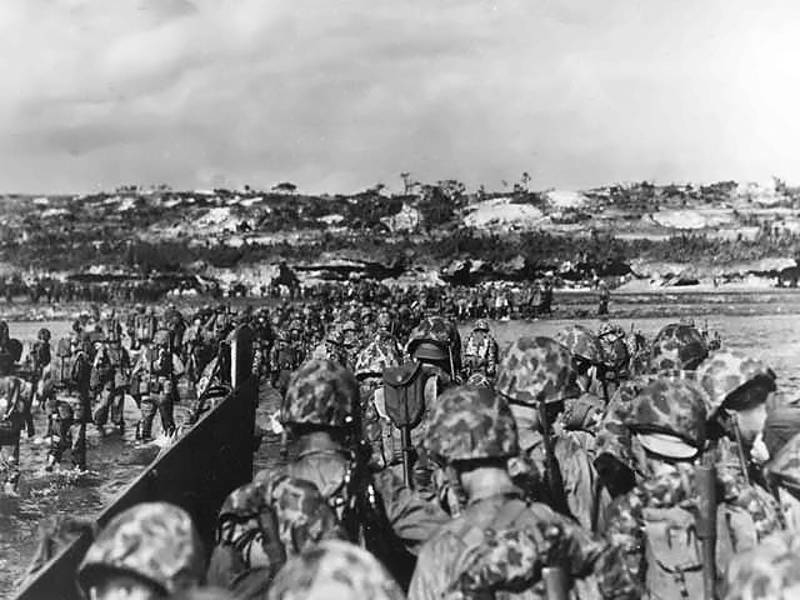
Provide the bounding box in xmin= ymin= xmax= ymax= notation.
xmin=9 ymin=295 xmax=797 ymax=598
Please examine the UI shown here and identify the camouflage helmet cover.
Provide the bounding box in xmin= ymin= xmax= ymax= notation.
xmin=626 ymin=376 xmax=709 ymax=450
xmin=282 ymin=359 xmax=359 ymax=429
xmin=724 ymin=531 xmax=800 ymax=600
xmin=354 ymin=340 xmax=402 ymax=379
xmin=556 ymin=324 xmax=605 ymax=364
xmin=495 ymin=336 xmax=576 ymax=406
xmin=376 ymin=310 xmax=392 ymax=329
xmin=425 ymin=385 xmax=519 ymax=462
xmin=406 ymin=316 xmax=458 ymax=352
xmin=650 ymin=323 xmax=709 ymax=372
xmin=473 ymin=319 xmax=490 ymax=332
xmin=325 ymin=328 xmax=343 ymax=346
xmin=77 ymin=502 xmax=204 ymax=595
xmin=696 ymin=349 xmax=777 ymax=415
xmin=267 ymin=540 xmax=404 ymax=600
xmin=219 ymin=483 xmax=267 ymax=521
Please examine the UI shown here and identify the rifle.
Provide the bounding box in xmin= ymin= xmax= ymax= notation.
xmin=383 ymin=363 xmax=425 ymax=489
xmin=730 ymin=413 xmax=751 ymax=486
xmin=694 ymin=464 xmax=717 ymax=600
xmin=538 ymin=400 xmax=573 ymax=519
xmin=542 ymin=566 xmax=568 ymax=600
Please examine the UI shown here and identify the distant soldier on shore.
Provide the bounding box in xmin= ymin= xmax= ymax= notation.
xmin=597 ymin=280 xmax=610 ymax=316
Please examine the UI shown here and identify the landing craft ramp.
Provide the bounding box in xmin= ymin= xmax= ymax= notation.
xmin=13 ymin=326 xmax=257 ymax=600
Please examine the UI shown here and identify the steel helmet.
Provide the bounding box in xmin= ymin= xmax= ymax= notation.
xmin=325 ymin=329 xmax=344 ymax=346
xmin=696 ymin=350 xmax=776 ymax=414
xmin=281 ymin=359 xmax=359 ymax=429
xmin=77 ymin=502 xmax=204 ymax=596
xmin=425 ymin=385 xmax=519 ymax=463
xmin=626 ymin=376 xmax=709 ymax=458
xmin=473 ymin=319 xmax=490 ymax=332
xmin=556 ymin=324 xmax=605 ymax=365
xmin=495 ymin=336 xmax=576 ymax=406
xmin=37 ymin=328 xmax=51 ymax=342
xmin=650 ymin=323 xmax=709 ymax=372
xmin=376 ymin=311 xmax=392 ymax=330
xmin=267 ymin=540 xmax=404 ymax=600
xmin=406 ymin=316 xmax=460 ymax=364
xmin=354 ymin=341 xmax=402 ymax=379
xmin=342 ymin=320 xmax=359 ymax=334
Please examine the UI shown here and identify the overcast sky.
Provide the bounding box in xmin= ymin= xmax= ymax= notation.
xmin=2 ymin=0 xmax=800 ymax=194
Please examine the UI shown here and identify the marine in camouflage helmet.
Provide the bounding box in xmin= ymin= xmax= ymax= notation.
xmin=406 ymin=316 xmax=460 ymax=363
xmin=218 ymin=482 xmax=267 ymax=523
xmin=649 ymin=323 xmax=708 ymax=372
xmin=556 ymin=324 xmax=605 ymax=365
xmin=281 ymin=359 xmax=359 ymax=429
xmin=267 ymin=540 xmax=404 ymax=600
xmin=425 ymin=385 xmax=519 ymax=463
xmin=473 ymin=319 xmax=490 ymax=332
xmin=325 ymin=328 xmax=343 ymax=346
xmin=494 ymin=336 xmax=576 ymax=406
xmin=723 ymin=531 xmax=800 ymax=600
xmin=766 ymin=431 xmax=800 ymax=500
xmin=626 ymin=376 xmax=709 ymax=457
xmin=78 ymin=502 xmax=204 ymax=596
xmin=376 ymin=311 xmax=392 ymax=331
xmin=354 ymin=340 xmax=402 ymax=379
xmin=696 ymin=349 xmax=777 ymax=415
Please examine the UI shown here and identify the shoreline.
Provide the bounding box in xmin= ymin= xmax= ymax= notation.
xmin=0 ymin=286 xmax=798 ymax=323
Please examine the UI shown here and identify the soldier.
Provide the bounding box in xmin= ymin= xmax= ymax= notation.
xmin=32 ymin=328 xmax=53 ymax=412
xmin=597 ymin=280 xmax=610 ymax=316
xmin=207 ymin=478 xmax=341 ymax=597
xmin=92 ymin=331 xmax=131 ymax=436
xmin=354 ymin=340 xmax=403 ymax=473
xmin=0 ymin=374 xmax=34 ymax=493
xmin=341 ymin=319 xmax=362 ymax=360
xmin=696 ymin=350 xmax=783 ymax=542
xmin=47 ymin=332 xmax=94 ymax=471
xmin=649 ymin=322 xmax=709 ymax=373
xmin=766 ymin=430 xmax=800 ymax=532
xmin=495 ymin=336 xmax=608 ymax=532
xmin=462 ymin=319 xmax=498 ymax=380
xmin=374 ymin=310 xmax=402 ymax=356
xmin=602 ymin=374 xmax=779 ymax=599
xmin=77 ymin=502 xmax=205 ymax=600
xmin=408 ymin=385 xmax=632 ymax=600
xmin=311 ymin=328 xmax=347 ymax=366
xmin=255 ymin=359 xmax=448 ymax=590
xmin=268 ymin=540 xmax=405 ymax=600
xmin=723 ymin=530 xmax=800 ymax=599
xmin=132 ymin=329 xmax=184 ymax=441
xmin=134 ymin=306 xmax=158 ymax=350
xmin=268 ymin=330 xmax=304 ymax=398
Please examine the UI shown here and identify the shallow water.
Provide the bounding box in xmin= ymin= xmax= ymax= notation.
xmin=2 ymin=307 xmax=800 ymax=597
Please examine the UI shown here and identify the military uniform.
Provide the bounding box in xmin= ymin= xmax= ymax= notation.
xmin=207 ymin=478 xmax=341 ymax=598
xmin=409 ymin=385 xmax=633 ymax=600
xmin=269 ymin=332 xmax=305 ymax=397
xmin=132 ymin=331 xmax=184 ymax=440
xmin=77 ymin=502 xmax=204 ymax=598
xmin=47 ymin=337 xmax=92 ymax=470
xmin=91 ymin=339 xmax=131 ymax=433
xmin=496 ymin=336 xmax=609 ymax=532
xmin=462 ymin=319 xmax=498 ymax=380
xmin=268 ymin=540 xmax=405 ymax=600
xmin=0 ymin=375 xmax=33 ymax=491
xmin=601 ymin=375 xmax=779 ymax=599
xmin=257 ymin=359 xmax=449 ymax=590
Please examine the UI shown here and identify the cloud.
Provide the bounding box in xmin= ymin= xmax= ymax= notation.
xmin=2 ymin=0 xmax=800 ymax=193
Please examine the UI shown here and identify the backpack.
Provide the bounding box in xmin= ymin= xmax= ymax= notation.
xmin=56 ymin=338 xmax=72 ymax=358
xmin=642 ymin=506 xmax=705 ymax=600
xmin=382 ymin=361 xmax=426 ymax=431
